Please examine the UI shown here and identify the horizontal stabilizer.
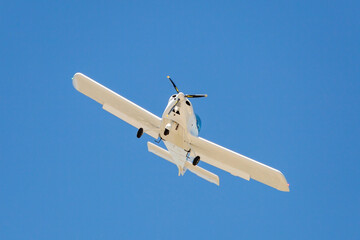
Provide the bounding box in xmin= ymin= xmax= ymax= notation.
xmin=185 ymin=162 xmax=219 ymax=186
xmin=147 ymin=142 xmax=219 ymax=186
xmin=147 ymin=142 xmax=177 ymax=165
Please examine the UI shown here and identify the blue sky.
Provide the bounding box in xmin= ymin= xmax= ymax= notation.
xmin=1 ymin=1 xmax=359 ymax=239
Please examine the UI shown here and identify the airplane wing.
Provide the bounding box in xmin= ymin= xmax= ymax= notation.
xmin=73 ymin=73 xmax=161 ymax=139
xmin=188 ymin=135 xmax=289 ymax=191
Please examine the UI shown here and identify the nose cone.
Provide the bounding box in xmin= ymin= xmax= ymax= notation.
xmin=178 ymin=92 xmax=185 ymax=100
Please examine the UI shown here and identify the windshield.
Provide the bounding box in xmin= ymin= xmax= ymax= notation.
xmin=195 ymin=114 xmax=202 ymax=133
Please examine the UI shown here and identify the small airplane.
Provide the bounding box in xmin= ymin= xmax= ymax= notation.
xmin=73 ymin=73 xmax=290 ymax=191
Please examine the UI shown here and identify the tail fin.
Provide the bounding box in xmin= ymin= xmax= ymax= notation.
xmin=147 ymin=142 xmax=219 ymax=185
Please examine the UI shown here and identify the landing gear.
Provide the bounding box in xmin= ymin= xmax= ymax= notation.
xmin=193 ymin=156 xmax=200 ymax=166
xmin=164 ymin=129 xmax=170 ymax=136
xmin=137 ymin=128 xmax=143 ymax=138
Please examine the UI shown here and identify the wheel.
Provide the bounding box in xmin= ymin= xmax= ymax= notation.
xmin=137 ymin=128 xmax=143 ymax=138
xmin=164 ymin=129 xmax=170 ymax=136
xmin=193 ymin=156 xmax=200 ymax=166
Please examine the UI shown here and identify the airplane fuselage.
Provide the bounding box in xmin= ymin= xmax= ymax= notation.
xmin=159 ymin=92 xmax=200 ymax=174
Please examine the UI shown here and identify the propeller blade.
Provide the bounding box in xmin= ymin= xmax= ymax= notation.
xmin=185 ymin=94 xmax=208 ymax=98
xmin=167 ymin=76 xmax=180 ymax=93
xmin=167 ymin=98 xmax=180 ymax=116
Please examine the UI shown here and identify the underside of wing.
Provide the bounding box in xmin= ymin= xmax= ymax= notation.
xmin=189 ymin=135 xmax=289 ymax=191
xmin=73 ymin=73 xmax=161 ymax=139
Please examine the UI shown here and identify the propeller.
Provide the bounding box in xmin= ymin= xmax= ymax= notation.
xmin=185 ymin=94 xmax=208 ymax=98
xmin=167 ymin=76 xmax=207 ymax=98
xmin=166 ymin=75 xmax=207 ymax=116
xmin=167 ymin=76 xmax=179 ymax=93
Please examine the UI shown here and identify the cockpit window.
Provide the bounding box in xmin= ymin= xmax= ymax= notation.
xmin=195 ymin=114 xmax=201 ymax=133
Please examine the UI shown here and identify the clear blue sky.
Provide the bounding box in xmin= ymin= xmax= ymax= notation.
xmin=1 ymin=1 xmax=359 ymax=239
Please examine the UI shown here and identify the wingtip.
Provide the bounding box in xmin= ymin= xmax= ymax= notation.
xmin=72 ymin=72 xmax=83 ymax=91
xmin=280 ymin=184 xmax=290 ymax=192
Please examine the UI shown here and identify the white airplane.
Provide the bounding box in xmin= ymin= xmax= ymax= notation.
xmin=73 ymin=73 xmax=290 ymax=191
